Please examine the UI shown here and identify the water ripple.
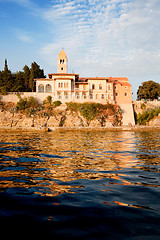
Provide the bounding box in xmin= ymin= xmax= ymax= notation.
xmin=0 ymin=130 xmax=160 ymax=239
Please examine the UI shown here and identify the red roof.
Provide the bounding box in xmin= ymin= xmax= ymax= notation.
xmin=111 ymin=77 xmax=129 ymax=82
xmin=114 ymin=81 xmax=131 ymax=87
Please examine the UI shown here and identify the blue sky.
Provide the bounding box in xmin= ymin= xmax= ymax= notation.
xmin=0 ymin=0 xmax=160 ymax=99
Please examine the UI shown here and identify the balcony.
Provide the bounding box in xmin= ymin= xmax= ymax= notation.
xmin=75 ymin=88 xmax=88 ymax=92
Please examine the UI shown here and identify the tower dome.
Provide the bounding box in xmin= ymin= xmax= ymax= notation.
xmin=57 ymin=49 xmax=68 ymax=73
xmin=58 ymin=49 xmax=67 ymax=58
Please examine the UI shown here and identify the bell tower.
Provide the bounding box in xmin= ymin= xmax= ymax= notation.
xmin=58 ymin=49 xmax=68 ymax=73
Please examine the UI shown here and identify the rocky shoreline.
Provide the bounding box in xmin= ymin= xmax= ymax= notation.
xmin=0 ymin=100 xmax=160 ymax=132
xmin=0 ymin=125 xmax=160 ymax=132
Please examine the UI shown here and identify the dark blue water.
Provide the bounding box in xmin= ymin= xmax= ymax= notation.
xmin=0 ymin=130 xmax=160 ymax=239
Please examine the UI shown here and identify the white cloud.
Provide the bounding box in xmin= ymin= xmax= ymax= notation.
xmin=42 ymin=0 xmax=160 ymax=58
xmin=3 ymin=0 xmax=159 ymax=98
xmin=0 ymin=0 xmax=34 ymax=8
xmin=15 ymin=30 xmax=34 ymax=43
xmin=40 ymin=0 xmax=160 ymax=100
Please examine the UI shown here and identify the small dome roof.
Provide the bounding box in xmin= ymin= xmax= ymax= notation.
xmin=58 ymin=49 xmax=67 ymax=59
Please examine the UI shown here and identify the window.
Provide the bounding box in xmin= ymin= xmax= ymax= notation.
xmin=64 ymin=83 xmax=69 ymax=88
xmin=45 ymin=84 xmax=52 ymax=93
xmin=108 ymin=94 xmax=111 ymax=100
xmin=116 ymin=93 xmax=118 ymax=96
xmin=60 ymin=59 xmax=65 ymax=64
xmin=57 ymin=92 xmax=61 ymax=99
xmin=83 ymin=93 xmax=87 ymax=99
xmin=61 ymin=67 xmax=63 ymax=71
xmin=64 ymin=92 xmax=68 ymax=99
xmin=58 ymin=83 xmax=61 ymax=88
xmin=92 ymin=84 xmax=95 ymax=90
xmin=124 ymin=93 xmax=128 ymax=96
xmin=108 ymin=85 xmax=111 ymax=91
xmin=38 ymin=84 xmax=44 ymax=93
xmin=76 ymin=93 xmax=80 ymax=99
xmin=101 ymin=94 xmax=105 ymax=99
xmin=96 ymin=94 xmax=98 ymax=99
xmin=99 ymin=84 xmax=102 ymax=90
xmin=90 ymin=94 xmax=93 ymax=99
xmin=61 ymin=83 xmax=63 ymax=88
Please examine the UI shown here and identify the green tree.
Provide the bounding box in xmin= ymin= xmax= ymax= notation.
xmin=29 ymin=62 xmax=45 ymax=92
xmin=80 ymin=103 xmax=98 ymax=124
xmin=29 ymin=67 xmax=35 ymax=92
xmin=23 ymin=65 xmax=30 ymax=92
xmin=0 ymin=59 xmax=14 ymax=94
xmin=137 ymin=80 xmax=160 ymax=100
xmin=30 ymin=62 xmax=45 ymax=78
xmin=12 ymin=71 xmax=25 ymax=92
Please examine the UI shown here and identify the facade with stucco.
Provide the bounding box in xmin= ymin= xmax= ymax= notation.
xmin=34 ymin=49 xmax=135 ymax=125
xmin=35 ymin=49 xmax=132 ymax=105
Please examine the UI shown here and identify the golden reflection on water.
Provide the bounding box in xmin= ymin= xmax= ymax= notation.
xmin=0 ymin=130 xmax=159 ymax=197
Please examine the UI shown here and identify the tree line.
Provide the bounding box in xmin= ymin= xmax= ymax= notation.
xmin=0 ymin=59 xmax=45 ymax=94
xmin=0 ymin=59 xmax=159 ymax=100
xmin=137 ymin=80 xmax=160 ymax=100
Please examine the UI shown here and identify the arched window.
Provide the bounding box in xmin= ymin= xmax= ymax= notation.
xmin=60 ymin=59 xmax=65 ymax=64
xmin=92 ymin=84 xmax=95 ymax=90
xmin=101 ymin=94 xmax=105 ymax=99
xmin=38 ymin=84 xmax=44 ymax=93
xmin=99 ymin=84 xmax=102 ymax=90
xmin=45 ymin=84 xmax=52 ymax=93
xmin=90 ymin=94 xmax=93 ymax=99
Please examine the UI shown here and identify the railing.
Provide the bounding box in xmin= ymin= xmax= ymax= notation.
xmin=74 ymin=88 xmax=89 ymax=91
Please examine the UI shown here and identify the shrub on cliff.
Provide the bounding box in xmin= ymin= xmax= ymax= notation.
xmin=80 ymin=103 xmax=98 ymax=123
xmin=137 ymin=108 xmax=160 ymax=125
xmin=43 ymin=96 xmax=54 ymax=118
xmin=43 ymin=96 xmax=52 ymax=105
xmin=16 ymin=96 xmax=41 ymax=111
xmin=66 ymin=102 xmax=122 ymax=126
xmin=53 ymin=100 xmax=62 ymax=108
xmin=43 ymin=97 xmax=62 ymax=108
xmin=16 ymin=97 xmax=27 ymax=110
xmin=66 ymin=102 xmax=81 ymax=113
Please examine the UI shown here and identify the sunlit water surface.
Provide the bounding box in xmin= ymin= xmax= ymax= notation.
xmin=0 ymin=130 xmax=160 ymax=239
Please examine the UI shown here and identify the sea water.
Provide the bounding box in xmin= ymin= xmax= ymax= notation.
xmin=0 ymin=130 xmax=159 ymax=239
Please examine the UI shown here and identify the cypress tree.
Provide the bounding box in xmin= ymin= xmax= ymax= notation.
xmin=0 ymin=59 xmax=13 ymax=94
xmin=12 ymin=71 xmax=25 ymax=92
xmin=29 ymin=62 xmax=45 ymax=92
xmin=29 ymin=67 xmax=35 ymax=92
xmin=23 ymin=65 xmax=30 ymax=91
